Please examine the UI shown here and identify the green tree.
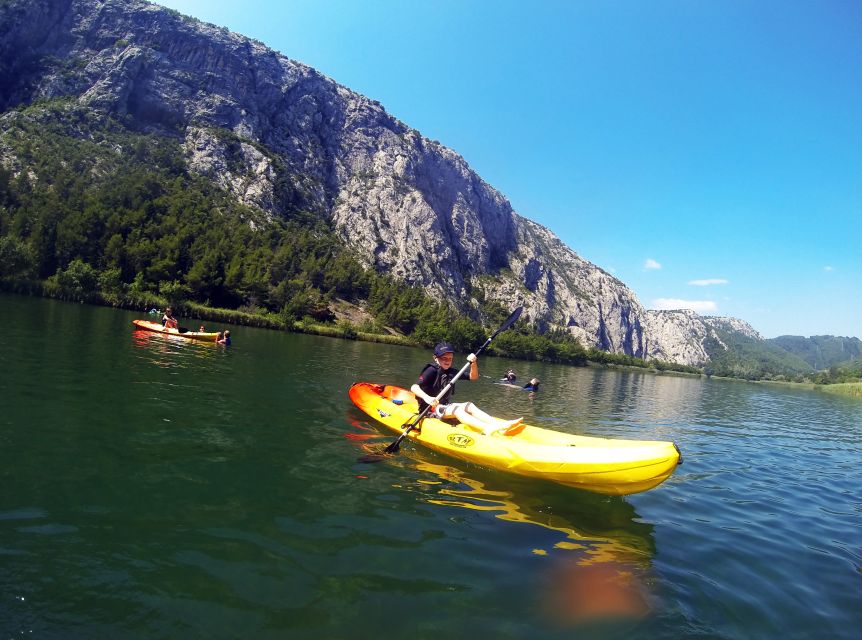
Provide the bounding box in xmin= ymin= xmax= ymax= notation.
xmin=53 ymin=258 xmax=98 ymax=299
xmin=0 ymin=236 xmax=35 ymax=279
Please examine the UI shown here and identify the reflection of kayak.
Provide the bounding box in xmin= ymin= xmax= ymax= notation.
xmin=132 ymin=320 xmax=219 ymax=342
xmin=349 ymin=382 xmax=681 ymax=496
xmin=413 ymin=460 xmax=654 ymax=563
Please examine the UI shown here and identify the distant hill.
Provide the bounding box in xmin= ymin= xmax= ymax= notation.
xmin=703 ymin=326 xmax=812 ymax=380
xmin=769 ymin=336 xmax=862 ymax=370
xmin=835 ymin=359 xmax=862 ymax=378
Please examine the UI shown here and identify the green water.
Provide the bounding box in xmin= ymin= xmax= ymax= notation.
xmin=2 ymin=294 xmax=861 ymax=639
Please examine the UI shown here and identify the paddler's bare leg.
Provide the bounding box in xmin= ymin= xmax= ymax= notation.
xmin=449 ymin=403 xmax=523 ymax=436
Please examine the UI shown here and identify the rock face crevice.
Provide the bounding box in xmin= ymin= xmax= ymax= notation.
xmin=0 ymin=0 xmax=762 ymax=365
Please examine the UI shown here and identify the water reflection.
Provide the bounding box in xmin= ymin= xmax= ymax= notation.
xmin=412 ymin=457 xmax=656 ymax=626
xmin=410 ymin=460 xmax=653 ymax=564
xmin=583 ymin=371 xmax=705 ymax=438
xmin=131 ymin=328 xmax=219 ymax=368
xmin=352 ymin=429 xmax=659 ymax=627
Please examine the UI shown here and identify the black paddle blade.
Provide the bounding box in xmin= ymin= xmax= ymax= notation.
xmin=356 ymin=436 xmax=404 ymax=461
xmin=499 ymin=306 xmax=523 ymax=334
xmin=356 ymin=440 xmax=400 ymax=463
xmin=492 ymin=307 xmax=524 ymax=342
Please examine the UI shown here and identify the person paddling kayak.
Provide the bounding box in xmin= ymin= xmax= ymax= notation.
xmin=411 ymin=342 xmax=523 ymax=436
xmin=162 ymin=307 xmax=178 ymax=330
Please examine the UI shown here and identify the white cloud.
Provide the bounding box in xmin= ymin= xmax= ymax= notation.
xmin=644 ymin=258 xmax=662 ymax=270
xmin=824 ymin=266 xmax=834 ymax=272
xmin=688 ymin=278 xmax=729 ymax=286
xmin=652 ymin=298 xmax=717 ymax=313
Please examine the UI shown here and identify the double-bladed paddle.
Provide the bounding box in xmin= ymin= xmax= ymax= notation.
xmin=358 ymin=306 xmax=523 ymax=463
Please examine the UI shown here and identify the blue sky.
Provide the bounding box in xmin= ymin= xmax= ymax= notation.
xmin=156 ymin=0 xmax=861 ymax=339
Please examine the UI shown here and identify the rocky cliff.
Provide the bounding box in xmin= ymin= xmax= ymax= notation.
xmin=0 ymin=0 xmax=757 ymax=366
xmin=641 ymin=311 xmax=765 ymax=366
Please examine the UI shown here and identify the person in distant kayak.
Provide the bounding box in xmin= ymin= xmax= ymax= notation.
xmin=523 ymin=378 xmax=540 ymax=392
xmin=162 ymin=307 xmax=178 ymax=329
xmin=411 ymin=342 xmax=523 ymax=436
xmin=217 ymin=330 xmax=231 ymax=346
xmin=503 ymin=369 xmax=517 ymax=383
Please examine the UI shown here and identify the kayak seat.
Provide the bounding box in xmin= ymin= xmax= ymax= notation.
xmin=386 ymin=387 xmax=415 ymax=404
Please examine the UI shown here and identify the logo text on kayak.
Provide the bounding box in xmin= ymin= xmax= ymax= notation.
xmin=447 ymin=434 xmax=475 ymax=448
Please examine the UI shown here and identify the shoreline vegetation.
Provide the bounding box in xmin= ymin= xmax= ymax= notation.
xmin=4 ymin=283 xmax=860 ymax=399
xmin=2 ymin=281 xmax=695 ymax=371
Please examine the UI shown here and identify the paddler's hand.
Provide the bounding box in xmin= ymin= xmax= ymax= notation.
xmin=467 ymin=352 xmax=479 ymax=380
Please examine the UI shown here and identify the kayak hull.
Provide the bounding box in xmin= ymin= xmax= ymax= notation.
xmin=132 ymin=319 xmax=220 ymax=342
xmin=349 ymin=382 xmax=681 ymax=495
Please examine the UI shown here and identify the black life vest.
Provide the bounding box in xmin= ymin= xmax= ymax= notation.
xmin=416 ymin=362 xmax=457 ymax=411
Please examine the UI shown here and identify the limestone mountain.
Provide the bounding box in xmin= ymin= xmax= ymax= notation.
xmin=0 ymin=0 xmax=774 ymax=367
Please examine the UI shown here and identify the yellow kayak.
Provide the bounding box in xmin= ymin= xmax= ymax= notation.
xmin=132 ymin=319 xmax=220 ymax=342
xmin=349 ymin=382 xmax=681 ymax=495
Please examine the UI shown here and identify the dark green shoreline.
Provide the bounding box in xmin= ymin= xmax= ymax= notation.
xmin=0 ymin=283 xmax=676 ymax=370
xmin=0 ymin=282 xmax=413 ymax=346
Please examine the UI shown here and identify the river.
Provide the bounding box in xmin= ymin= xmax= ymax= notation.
xmin=2 ymin=293 xmax=860 ymax=639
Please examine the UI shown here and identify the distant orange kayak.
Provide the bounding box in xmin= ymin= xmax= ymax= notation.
xmin=132 ymin=319 xmax=220 ymax=342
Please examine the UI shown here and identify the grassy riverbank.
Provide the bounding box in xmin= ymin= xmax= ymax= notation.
xmin=819 ymin=382 xmax=862 ymax=399
xmin=753 ymin=377 xmax=862 ymax=399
